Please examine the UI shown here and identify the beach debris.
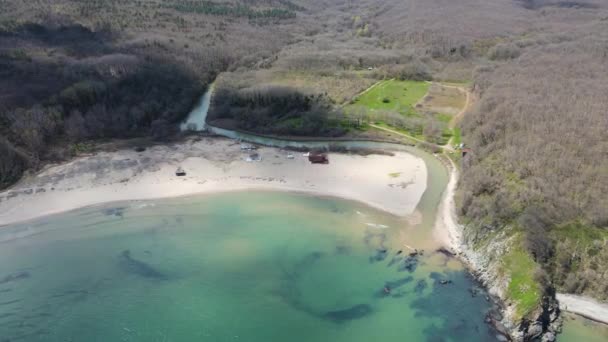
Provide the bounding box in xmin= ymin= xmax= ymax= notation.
xmin=175 ymin=167 xmax=186 ymax=176
xmin=245 ymin=153 xmax=262 ymax=162
xmin=134 ymin=146 xmax=146 ymax=152
xmin=365 ymin=223 xmax=389 ymax=229
xmin=402 ymin=243 xmax=416 ymax=251
xmin=240 ymin=143 xmax=257 ymax=151
xmin=286 ymin=153 xmax=294 ymax=159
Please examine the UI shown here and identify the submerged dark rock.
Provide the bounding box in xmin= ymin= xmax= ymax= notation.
xmin=398 ymin=255 xmax=418 ymax=273
xmin=103 ymin=207 xmax=126 ymax=217
xmin=435 ymin=247 xmax=456 ymax=257
xmin=0 ymin=299 xmax=22 ymax=306
xmin=387 ymin=256 xmax=403 ymax=267
xmin=414 ymin=279 xmax=427 ymax=294
xmin=363 ymin=231 xmax=387 ymax=250
xmin=324 ymin=304 xmax=373 ymax=323
xmin=334 ymin=245 xmax=350 ymax=255
xmin=0 ymin=271 xmax=30 ymax=285
xmin=375 ymin=276 xmax=414 ymax=298
xmin=369 ymin=249 xmax=388 ymax=263
xmin=385 ymin=276 xmax=414 ymax=289
xmin=119 ymin=250 xmax=167 ymax=280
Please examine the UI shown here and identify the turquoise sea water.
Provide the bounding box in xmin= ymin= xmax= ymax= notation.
xmin=0 ymin=191 xmax=500 ymax=342
xmin=560 ymin=314 xmax=608 ymax=342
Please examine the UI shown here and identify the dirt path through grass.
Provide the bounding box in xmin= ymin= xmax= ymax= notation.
xmin=365 ymin=81 xmax=472 ymax=150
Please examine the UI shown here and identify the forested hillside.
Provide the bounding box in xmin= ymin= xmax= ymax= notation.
xmin=0 ymin=0 xmax=297 ymax=188
xmin=460 ymin=18 xmax=608 ymax=300
xmin=0 ymin=0 xmax=607 ymax=328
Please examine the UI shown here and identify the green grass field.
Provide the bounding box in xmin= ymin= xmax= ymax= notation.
xmin=344 ymin=79 xmax=467 ymax=145
xmin=348 ymin=79 xmax=430 ymax=115
xmin=502 ymin=236 xmax=542 ymax=318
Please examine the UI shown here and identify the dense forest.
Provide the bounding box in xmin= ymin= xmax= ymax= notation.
xmin=208 ymin=83 xmax=346 ymax=136
xmin=459 ymin=19 xmax=608 ymax=299
xmin=0 ymin=23 xmax=207 ymax=187
xmin=1 ymin=0 xmax=607 ymax=324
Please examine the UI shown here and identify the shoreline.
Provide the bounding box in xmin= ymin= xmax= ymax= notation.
xmin=433 ymin=156 xmax=463 ymax=253
xmin=0 ymin=136 xmax=427 ymax=226
xmin=557 ymin=294 xmax=608 ymax=326
xmin=433 ymin=157 xmax=608 ymax=331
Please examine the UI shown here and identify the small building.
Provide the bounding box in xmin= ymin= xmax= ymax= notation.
xmin=175 ymin=167 xmax=186 ymax=176
xmin=308 ymin=153 xmax=329 ymax=164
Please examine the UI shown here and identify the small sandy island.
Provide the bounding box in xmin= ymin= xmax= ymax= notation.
xmin=0 ymin=137 xmax=427 ymax=226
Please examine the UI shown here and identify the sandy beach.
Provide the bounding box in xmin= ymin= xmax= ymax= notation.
xmin=0 ymin=137 xmax=427 ymax=226
xmin=557 ymin=294 xmax=608 ymax=325
xmin=433 ymin=157 xmax=463 ymax=252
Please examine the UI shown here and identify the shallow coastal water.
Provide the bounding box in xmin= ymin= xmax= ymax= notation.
xmin=0 ymin=191 xmax=500 ymax=341
xmin=560 ymin=314 xmax=608 ymax=342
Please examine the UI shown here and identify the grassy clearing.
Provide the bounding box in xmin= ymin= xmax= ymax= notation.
xmin=502 ymin=236 xmax=542 ymax=318
xmin=343 ymin=79 xmax=468 ymax=145
xmin=347 ymin=79 xmax=429 ymax=115
xmin=373 ymin=121 xmax=424 ymax=140
xmin=420 ymin=84 xmax=466 ymax=115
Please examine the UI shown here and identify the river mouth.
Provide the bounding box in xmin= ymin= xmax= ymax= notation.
xmin=0 ymin=191 xmax=498 ymax=341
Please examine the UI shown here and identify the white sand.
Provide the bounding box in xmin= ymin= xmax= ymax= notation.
xmin=557 ymin=293 xmax=608 ymax=325
xmin=433 ymin=157 xmax=463 ymax=251
xmin=0 ymin=137 xmax=427 ymax=226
